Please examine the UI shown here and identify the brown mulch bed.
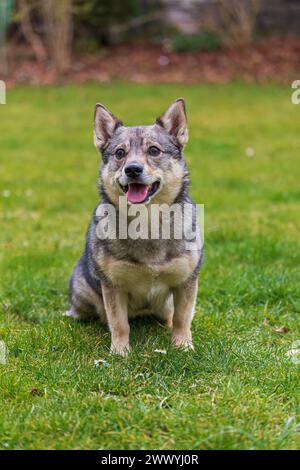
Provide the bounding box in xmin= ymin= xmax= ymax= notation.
xmin=5 ymin=36 xmax=300 ymax=87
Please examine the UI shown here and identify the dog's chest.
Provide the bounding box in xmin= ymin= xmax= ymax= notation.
xmin=99 ymin=251 xmax=198 ymax=293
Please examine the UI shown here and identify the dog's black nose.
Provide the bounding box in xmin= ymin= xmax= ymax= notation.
xmin=125 ymin=163 xmax=143 ymax=178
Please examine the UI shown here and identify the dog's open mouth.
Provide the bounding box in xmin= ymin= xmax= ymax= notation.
xmin=120 ymin=181 xmax=161 ymax=204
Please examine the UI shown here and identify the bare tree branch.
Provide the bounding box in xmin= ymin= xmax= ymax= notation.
xmin=17 ymin=0 xmax=47 ymax=63
xmin=41 ymin=0 xmax=73 ymax=75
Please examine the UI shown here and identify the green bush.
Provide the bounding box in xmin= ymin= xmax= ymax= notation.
xmin=73 ymin=0 xmax=141 ymax=45
xmin=172 ymin=32 xmax=221 ymax=53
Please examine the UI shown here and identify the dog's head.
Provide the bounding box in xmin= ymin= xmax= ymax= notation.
xmin=94 ymin=99 xmax=189 ymax=206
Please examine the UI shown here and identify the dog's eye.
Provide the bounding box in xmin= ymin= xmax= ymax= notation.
xmin=115 ymin=148 xmax=125 ymax=160
xmin=148 ymin=146 xmax=161 ymax=157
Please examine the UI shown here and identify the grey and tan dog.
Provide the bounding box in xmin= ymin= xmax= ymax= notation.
xmin=68 ymin=99 xmax=203 ymax=355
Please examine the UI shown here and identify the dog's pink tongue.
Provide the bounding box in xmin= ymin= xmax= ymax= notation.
xmin=127 ymin=184 xmax=149 ymax=203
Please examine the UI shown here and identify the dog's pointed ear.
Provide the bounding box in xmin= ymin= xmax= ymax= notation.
xmin=94 ymin=103 xmax=123 ymax=151
xmin=156 ymin=98 xmax=188 ymax=146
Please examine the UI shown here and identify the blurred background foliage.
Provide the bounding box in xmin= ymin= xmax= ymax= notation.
xmin=73 ymin=0 xmax=144 ymax=46
xmin=0 ymin=0 xmax=299 ymax=80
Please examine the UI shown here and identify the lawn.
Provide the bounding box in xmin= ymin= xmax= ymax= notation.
xmin=0 ymin=83 xmax=300 ymax=450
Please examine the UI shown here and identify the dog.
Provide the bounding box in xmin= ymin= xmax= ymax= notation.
xmin=68 ymin=98 xmax=203 ymax=355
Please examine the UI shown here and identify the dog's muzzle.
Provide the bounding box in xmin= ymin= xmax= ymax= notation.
xmin=118 ymin=177 xmax=161 ymax=204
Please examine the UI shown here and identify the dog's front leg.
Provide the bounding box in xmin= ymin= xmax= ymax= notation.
xmin=172 ymin=277 xmax=198 ymax=350
xmin=102 ymin=284 xmax=129 ymax=356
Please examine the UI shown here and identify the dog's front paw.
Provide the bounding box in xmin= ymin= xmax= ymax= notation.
xmin=172 ymin=333 xmax=194 ymax=351
xmin=110 ymin=343 xmax=131 ymax=357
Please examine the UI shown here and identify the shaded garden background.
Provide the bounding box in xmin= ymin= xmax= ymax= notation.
xmin=0 ymin=0 xmax=300 ymax=86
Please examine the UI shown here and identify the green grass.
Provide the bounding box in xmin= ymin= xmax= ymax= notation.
xmin=0 ymin=83 xmax=300 ymax=450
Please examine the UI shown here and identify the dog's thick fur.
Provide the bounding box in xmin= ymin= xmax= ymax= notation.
xmin=68 ymin=99 xmax=203 ymax=355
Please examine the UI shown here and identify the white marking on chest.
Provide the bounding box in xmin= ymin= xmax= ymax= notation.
xmin=99 ymin=252 xmax=198 ymax=291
